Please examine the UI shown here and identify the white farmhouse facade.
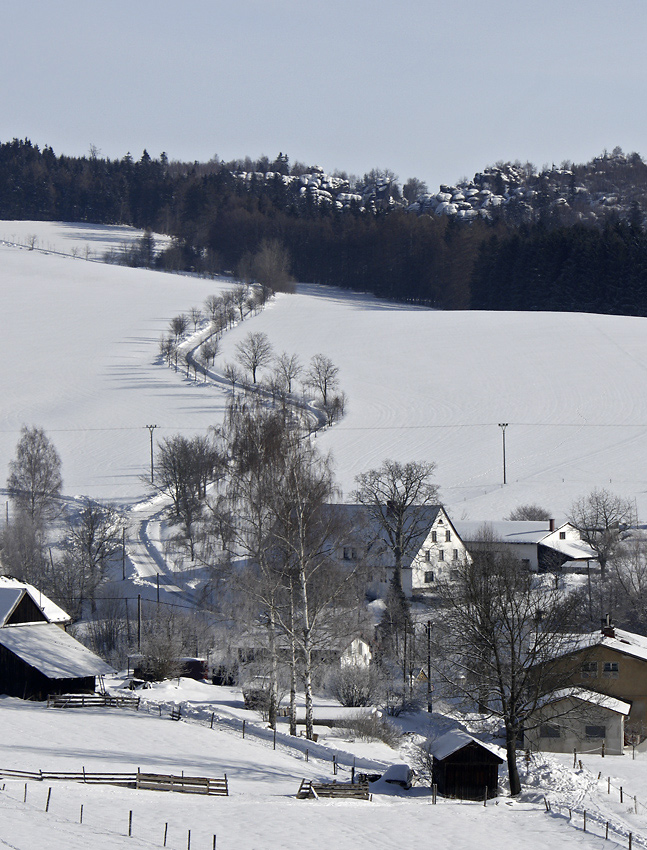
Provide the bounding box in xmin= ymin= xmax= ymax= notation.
xmin=332 ymin=504 xmax=470 ymax=598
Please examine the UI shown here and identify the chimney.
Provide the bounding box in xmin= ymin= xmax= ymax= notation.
xmin=549 ymin=518 xmax=555 ymax=532
xmin=601 ymin=613 xmax=615 ymax=639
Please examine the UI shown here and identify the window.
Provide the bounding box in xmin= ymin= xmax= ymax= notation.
xmin=431 ymin=531 xmax=437 ymax=543
xmin=445 ymin=530 xmax=451 ymax=542
xmin=453 ymin=549 xmax=459 ymax=561
xmin=343 ymin=547 xmax=358 ymax=561
xmin=438 ymin=549 xmax=444 ymax=561
xmin=450 ymin=569 xmax=460 ymax=581
xmin=585 ymin=725 xmax=606 ymax=739
xmin=581 ymin=661 xmax=598 ymax=678
xmin=424 ymin=571 xmax=434 ymax=583
xmin=424 ymin=550 xmax=431 ymax=562
xmin=559 ymin=531 xmax=566 ymax=540
xmin=603 ymin=661 xmax=619 ymax=679
xmin=540 ymin=724 xmax=561 ymax=739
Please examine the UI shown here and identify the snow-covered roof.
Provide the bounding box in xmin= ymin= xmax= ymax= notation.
xmin=332 ymin=504 xmax=447 ymax=566
xmin=453 ymin=522 xmax=596 ymax=561
xmin=0 ymin=622 xmax=113 ymax=679
xmin=455 ymin=520 xmax=554 ymax=545
xmin=557 ymin=627 xmax=647 ymax=665
xmin=541 ymin=687 xmax=631 ymax=716
xmin=429 ymin=729 xmax=504 ymax=762
xmin=0 ymin=576 xmax=70 ymax=625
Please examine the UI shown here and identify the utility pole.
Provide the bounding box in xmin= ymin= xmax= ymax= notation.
xmin=145 ymin=425 xmax=158 ymax=484
xmin=426 ymin=620 xmax=433 ymax=713
xmin=498 ymin=423 xmax=508 ymax=484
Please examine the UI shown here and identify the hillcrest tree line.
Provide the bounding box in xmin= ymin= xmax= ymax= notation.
xmin=3 ymin=138 xmax=647 ymax=316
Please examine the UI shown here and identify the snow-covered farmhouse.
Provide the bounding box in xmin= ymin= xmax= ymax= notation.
xmin=545 ymin=622 xmax=647 ymax=735
xmin=454 ymin=519 xmax=597 ymax=573
xmin=333 ymin=505 xmax=470 ymax=598
xmin=0 ymin=576 xmax=113 ymax=700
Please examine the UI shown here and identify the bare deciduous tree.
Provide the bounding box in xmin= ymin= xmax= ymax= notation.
xmin=568 ymin=488 xmax=636 ymax=579
xmin=7 ymin=426 xmax=63 ymax=526
xmin=354 ymin=460 xmax=439 ymax=594
xmin=274 ymin=352 xmax=302 ymax=395
xmin=433 ymin=544 xmax=583 ymax=796
xmin=506 ymin=504 xmax=552 ymax=521
xmin=62 ymin=499 xmax=125 ymax=613
xmin=306 ymin=354 xmax=339 ymax=407
xmin=235 ymin=331 xmax=274 ymax=384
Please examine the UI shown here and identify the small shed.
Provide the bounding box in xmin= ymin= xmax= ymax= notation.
xmin=430 ymin=730 xmax=503 ymax=800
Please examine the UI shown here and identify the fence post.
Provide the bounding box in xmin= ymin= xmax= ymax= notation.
xmin=573 ymin=749 xmax=577 ymax=768
xmin=23 ymin=783 xmax=27 ymax=803
xmin=80 ymin=804 xmax=83 ymax=824
xmin=602 ymin=742 xmax=605 ymax=758
xmin=629 ymin=832 xmax=632 ymax=850
xmin=305 ymin=749 xmax=308 ymax=763
xmin=635 ymin=796 xmax=638 ymax=815
xmin=484 ymin=787 xmax=487 ymax=807
xmin=433 ymin=784 xmax=437 ymax=804
xmin=608 ymin=776 xmax=611 ymax=794
xmin=606 ymin=822 xmax=609 ymax=840
xmin=45 ymin=787 xmax=51 ymax=812
xmin=583 ymin=811 xmax=586 ymax=832
xmin=273 ymin=728 xmax=276 ymax=750
xmin=187 ymin=829 xmax=191 ymax=850
xmin=164 ymin=823 xmax=168 ymax=847
xmin=213 ymin=837 xmax=216 ymax=850
xmin=621 ymin=786 xmax=624 ymax=803
xmin=242 ymin=720 xmax=245 ymax=739
xmin=128 ymin=810 xmax=132 ymax=837
xmin=210 ymin=713 xmax=214 ymax=729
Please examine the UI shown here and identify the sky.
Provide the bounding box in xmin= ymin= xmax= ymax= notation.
xmin=1 ymin=1 xmax=647 ymax=191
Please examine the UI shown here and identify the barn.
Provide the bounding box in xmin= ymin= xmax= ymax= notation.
xmin=0 ymin=576 xmax=113 ymax=700
xmin=430 ymin=730 xmax=503 ymax=800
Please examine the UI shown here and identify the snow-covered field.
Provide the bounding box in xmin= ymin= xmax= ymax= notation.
xmin=2 ymin=220 xmax=647 ymax=522
xmin=4 ymin=221 xmax=647 ymax=848
xmin=2 ymin=680 xmax=646 ymax=850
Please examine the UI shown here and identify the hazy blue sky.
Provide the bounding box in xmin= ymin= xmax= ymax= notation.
xmin=2 ymin=1 xmax=646 ymax=190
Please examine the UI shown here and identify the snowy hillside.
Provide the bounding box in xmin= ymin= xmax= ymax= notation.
xmin=2 ymin=221 xmax=647 ymax=522
xmin=1 ymin=682 xmax=646 ymax=850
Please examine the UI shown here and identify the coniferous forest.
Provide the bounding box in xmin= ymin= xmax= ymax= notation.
xmin=2 ymin=138 xmax=647 ymax=317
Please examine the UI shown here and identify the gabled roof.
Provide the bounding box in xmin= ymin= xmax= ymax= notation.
xmin=0 ymin=622 xmax=113 ymax=679
xmin=454 ymin=521 xmax=596 ymax=561
xmin=454 ymin=520 xmax=554 ymax=545
xmin=540 ymin=687 xmax=631 ymax=716
xmin=331 ymin=504 xmax=446 ymax=565
xmin=429 ymin=729 xmax=504 ymax=762
xmin=0 ymin=576 xmax=70 ymax=626
xmin=570 ymin=627 xmax=647 ymax=663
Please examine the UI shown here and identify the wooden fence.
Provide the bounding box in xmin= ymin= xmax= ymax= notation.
xmin=47 ymin=694 xmax=141 ymax=710
xmin=0 ymin=767 xmax=228 ymax=795
xmin=296 ymin=778 xmax=370 ymax=800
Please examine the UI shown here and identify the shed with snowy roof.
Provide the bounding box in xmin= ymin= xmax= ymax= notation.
xmin=0 ymin=576 xmax=112 ymax=700
xmin=525 ymin=688 xmax=631 ymax=756
xmin=429 ymin=730 xmax=503 ymax=800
